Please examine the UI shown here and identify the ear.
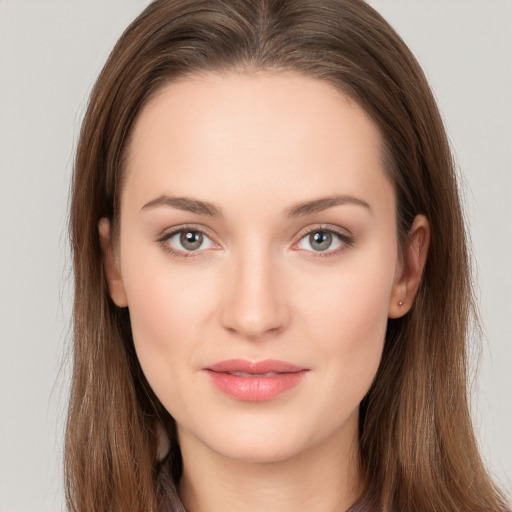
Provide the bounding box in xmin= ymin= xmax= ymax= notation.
xmin=388 ymin=214 xmax=430 ymax=318
xmin=98 ymin=217 xmax=128 ymax=307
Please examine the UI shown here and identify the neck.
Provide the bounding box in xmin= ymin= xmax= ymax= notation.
xmin=177 ymin=415 xmax=363 ymax=512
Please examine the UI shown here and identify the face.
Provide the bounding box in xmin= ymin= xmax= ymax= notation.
xmin=102 ymin=72 xmax=417 ymax=465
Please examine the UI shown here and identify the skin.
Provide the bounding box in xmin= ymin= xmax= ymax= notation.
xmin=100 ymin=72 xmax=429 ymax=512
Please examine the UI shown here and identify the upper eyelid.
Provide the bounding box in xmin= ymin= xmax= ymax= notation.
xmin=294 ymin=224 xmax=353 ymax=241
xmin=157 ymin=224 xmax=216 ymax=241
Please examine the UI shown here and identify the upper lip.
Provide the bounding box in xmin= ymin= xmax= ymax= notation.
xmin=205 ymin=359 xmax=306 ymax=374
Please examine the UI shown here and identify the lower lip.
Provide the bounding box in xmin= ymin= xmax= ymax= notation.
xmin=205 ymin=370 xmax=308 ymax=401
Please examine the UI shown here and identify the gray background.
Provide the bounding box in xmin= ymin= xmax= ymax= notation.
xmin=0 ymin=1 xmax=510 ymax=510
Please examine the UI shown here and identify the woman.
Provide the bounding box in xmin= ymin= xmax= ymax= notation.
xmin=66 ymin=0 xmax=509 ymax=510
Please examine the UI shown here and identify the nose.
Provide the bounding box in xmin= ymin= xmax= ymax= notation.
xmin=220 ymin=245 xmax=290 ymax=340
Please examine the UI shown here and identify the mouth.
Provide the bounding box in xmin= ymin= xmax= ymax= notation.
xmin=204 ymin=359 xmax=309 ymax=402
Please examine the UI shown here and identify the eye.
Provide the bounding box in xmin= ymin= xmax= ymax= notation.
xmin=296 ymin=228 xmax=352 ymax=253
xmin=162 ymin=228 xmax=216 ymax=254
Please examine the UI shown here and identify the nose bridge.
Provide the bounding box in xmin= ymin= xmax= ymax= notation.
xmin=220 ymin=238 xmax=288 ymax=338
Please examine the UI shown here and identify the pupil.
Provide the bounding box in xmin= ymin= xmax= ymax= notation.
xmin=181 ymin=231 xmax=203 ymax=250
xmin=310 ymin=231 xmax=332 ymax=251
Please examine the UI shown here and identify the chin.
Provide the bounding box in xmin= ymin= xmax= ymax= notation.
xmin=208 ymin=431 xmax=309 ymax=465
xmin=180 ymin=407 xmax=345 ymax=466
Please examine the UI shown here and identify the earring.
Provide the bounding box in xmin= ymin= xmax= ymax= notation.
xmin=398 ymin=300 xmax=406 ymax=307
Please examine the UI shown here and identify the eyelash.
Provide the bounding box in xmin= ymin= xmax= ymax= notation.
xmin=157 ymin=224 xmax=355 ymax=259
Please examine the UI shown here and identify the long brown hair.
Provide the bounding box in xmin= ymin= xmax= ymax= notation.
xmin=66 ymin=1 xmax=509 ymax=510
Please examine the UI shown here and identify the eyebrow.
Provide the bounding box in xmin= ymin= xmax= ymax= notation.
xmin=285 ymin=194 xmax=372 ymax=217
xmin=141 ymin=193 xmax=371 ymax=218
xmin=141 ymin=195 xmax=223 ymax=217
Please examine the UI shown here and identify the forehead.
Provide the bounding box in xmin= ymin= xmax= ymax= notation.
xmin=122 ymin=71 xmax=393 ymax=214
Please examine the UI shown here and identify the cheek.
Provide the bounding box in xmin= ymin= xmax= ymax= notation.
xmin=120 ymin=231 xmax=215 ymax=341
xmin=295 ymin=248 xmax=396 ymax=393
xmin=119 ymin=254 xmax=218 ymax=405
xmin=299 ymin=251 xmax=395 ymax=341
xmin=125 ymin=278 xmax=188 ymax=401
xmin=313 ymin=281 xmax=388 ymax=376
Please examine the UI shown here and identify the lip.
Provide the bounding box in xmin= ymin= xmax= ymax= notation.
xmin=204 ymin=359 xmax=308 ymax=402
